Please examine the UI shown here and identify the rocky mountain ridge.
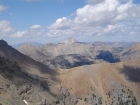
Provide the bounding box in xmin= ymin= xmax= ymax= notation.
xmin=12 ymin=42 xmax=43 ymax=48
xmin=17 ymin=38 xmax=135 ymax=69
xmin=60 ymin=37 xmax=78 ymax=45
xmin=0 ymin=40 xmax=140 ymax=105
xmin=0 ymin=42 xmax=78 ymax=105
xmin=121 ymin=42 xmax=140 ymax=61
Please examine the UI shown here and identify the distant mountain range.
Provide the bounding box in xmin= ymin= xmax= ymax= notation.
xmin=0 ymin=39 xmax=140 ymax=105
xmin=12 ymin=42 xmax=43 ymax=48
xmin=16 ymin=37 xmax=136 ymax=69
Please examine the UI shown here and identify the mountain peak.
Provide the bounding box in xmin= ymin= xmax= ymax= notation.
xmin=0 ymin=40 xmax=8 ymax=47
xmin=61 ymin=37 xmax=78 ymax=45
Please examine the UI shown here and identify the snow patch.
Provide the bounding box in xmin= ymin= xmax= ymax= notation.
xmin=23 ymin=100 xmax=28 ymax=105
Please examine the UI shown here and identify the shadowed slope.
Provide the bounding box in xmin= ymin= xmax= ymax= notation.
xmin=0 ymin=55 xmax=78 ymax=105
xmin=0 ymin=40 xmax=57 ymax=80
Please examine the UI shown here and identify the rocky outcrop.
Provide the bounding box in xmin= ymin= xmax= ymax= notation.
xmin=60 ymin=37 xmax=78 ymax=45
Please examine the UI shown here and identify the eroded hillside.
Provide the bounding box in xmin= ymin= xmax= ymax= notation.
xmin=57 ymin=59 xmax=140 ymax=105
xmin=0 ymin=56 xmax=78 ymax=105
xmin=0 ymin=40 xmax=139 ymax=105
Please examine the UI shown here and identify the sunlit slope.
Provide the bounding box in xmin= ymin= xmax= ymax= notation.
xmin=121 ymin=42 xmax=140 ymax=61
xmin=58 ymin=59 xmax=140 ymax=105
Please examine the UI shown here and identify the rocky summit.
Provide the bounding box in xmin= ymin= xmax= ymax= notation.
xmin=60 ymin=37 xmax=78 ymax=45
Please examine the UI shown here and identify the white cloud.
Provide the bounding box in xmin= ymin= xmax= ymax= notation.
xmin=87 ymin=0 xmax=104 ymax=4
xmin=47 ymin=0 xmax=140 ymax=39
xmin=11 ymin=31 xmax=28 ymax=38
xmin=11 ymin=25 xmax=45 ymax=38
xmin=0 ymin=20 xmax=14 ymax=37
xmin=30 ymin=25 xmax=41 ymax=30
xmin=87 ymin=0 xmax=130 ymax=4
xmin=48 ymin=17 xmax=72 ymax=30
xmin=11 ymin=0 xmax=140 ymax=42
xmin=0 ymin=4 xmax=8 ymax=13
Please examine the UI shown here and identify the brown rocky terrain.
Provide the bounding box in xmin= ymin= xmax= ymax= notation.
xmin=0 ymin=39 xmax=139 ymax=105
xmin=121 ymin=42 xmax=140 ymax=61
xmin=0 ymin=50 xmax=78 ymax=105
xmin=57 ymin=59 xmax=140 ymax=105
xmin=0 ymin=40 xmax=80 ymax=105
xmin=17 ymin=38 xmax=124 ymax=69
xmin=0 ymin=40 xmax=56 ymax=79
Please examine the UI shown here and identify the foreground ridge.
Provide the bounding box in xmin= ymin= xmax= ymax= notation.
xmin=0 ymin=56 xmax=78 ymax=105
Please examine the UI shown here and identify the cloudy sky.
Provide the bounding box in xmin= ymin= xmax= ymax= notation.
xmin=0 ymin=0 xmax=140 ymax=45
